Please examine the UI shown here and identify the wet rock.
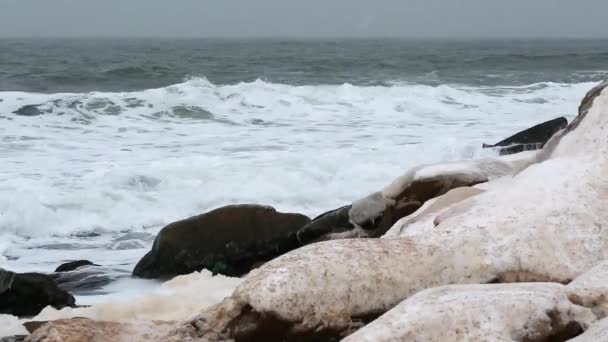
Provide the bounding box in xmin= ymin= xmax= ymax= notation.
xmin=55 ymin=260 xmax=98 ymax=272
xmin=0 ymin=269 xmax=75 ymax=317
xmin=49 ymin=265 xmax=119 ymax=295
xmin=12 ymin=105 xmax=43 ymax=116
xmin=133 ymin=204 xmax=311 ymax=279
xmin=296 ymin=205 xmax=353 ymax=244
xmin=482 ymin=116 xmax=568 ymax=155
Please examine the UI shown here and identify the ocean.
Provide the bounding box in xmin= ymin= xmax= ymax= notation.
xmin=0 ymin=38 xmax=606 ymax=306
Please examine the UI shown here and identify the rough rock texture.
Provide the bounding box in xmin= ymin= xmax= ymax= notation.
xmin=0 ymin=271 xmax=75 ymax=318
xmin=133 ymin=204 xmax=311 ymax=278
xmin=25 ymin=319 xmax=173 ymax=342
xmin=570 ymin=317 xmax=608 ymax=342
xmin=344 ymin=283 xmax=595 ymax=342
xmin=568 ymin=260 xmax=608 ymax=319
xmin=482 ymin=116 xmax=568 ymax=155
xmin=383 ymin=186 xmax=484 ymax=237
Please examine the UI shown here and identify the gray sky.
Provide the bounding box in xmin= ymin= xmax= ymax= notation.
xmin=0 ymin=0 xmax=606 ymax=39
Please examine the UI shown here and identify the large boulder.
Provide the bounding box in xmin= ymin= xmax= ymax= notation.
xmin=133 ymin=204 xmax=311 ymax=279
xmin=482 ymin=116 xmax=568 ymax=155
xmin=0 ymin=269 xmax=75 ymax=318
xmin=345 ymin=283 xmax=594 ymax=342
xmin=296 ymin=153 xmax=535 ymax=245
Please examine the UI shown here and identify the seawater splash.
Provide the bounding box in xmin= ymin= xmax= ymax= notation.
xmin=0 ymin=79 xmax=592 ymax=238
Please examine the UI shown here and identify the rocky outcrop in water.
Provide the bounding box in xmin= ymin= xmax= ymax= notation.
xmin=0 ymin=269 xmax=75 ymax=318
xmin=132 ymin=204 xmax=311 ymax=278
xmin=54 ymin=260 xmax=99 ymax=273
xmin=482 ymin=116 xmax=568 ymax=155
xmin=12 ymin=105 xmax=43 ymax=116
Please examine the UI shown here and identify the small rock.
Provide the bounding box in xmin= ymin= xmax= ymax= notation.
xmin=12 ymin=105 xmax=43 ymax=116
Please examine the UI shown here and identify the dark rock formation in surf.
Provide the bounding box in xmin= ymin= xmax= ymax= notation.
xmin=296 ymin=205 xmax=354 ymax=244
xmin=132 ymin=204 xmax=311 ymax=279
xmin=55 ymin=260 xmax=99 ymax=273
xmin=482 ymin=116 xmax=568 ymax=155
xmin=49 ymin=266 xmax=118 ymax=295
xmin=0 ymin=269 xmax=75 ymax=318
xmin=12 ymin=104 xmax=43 ymax=116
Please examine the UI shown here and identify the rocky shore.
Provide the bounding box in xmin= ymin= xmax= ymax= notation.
xmin=2 ymin=80 xmax=608 ymax=341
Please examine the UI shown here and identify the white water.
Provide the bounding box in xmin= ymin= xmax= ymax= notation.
xmin=0 ymin=78 xmax=593 ymax=326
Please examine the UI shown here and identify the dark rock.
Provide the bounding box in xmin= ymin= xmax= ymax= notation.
xmin=12 ymin=105 xmax=43 ymax=116
xmin=23 ymin=321 xmax=48 ymax=333
xmin=296 ymin=205 xmax=353 ymax=244
xmin=297 ymin=193 xmax=392 ymax=245
xmin=55 ymin=260 xmax=99 ymax=272
xmin=0 ymin=269 xmax=75 ymax=317
xmin=132 ymin=204 xmax=311 ymax=279
xmin=49 ymin=265 xmax=119 ymax=295
xmin=482 ymin=117 xmax=568 ymax=155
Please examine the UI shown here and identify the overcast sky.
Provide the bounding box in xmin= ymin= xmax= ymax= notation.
xmin=0 ymin=0 xmax=606 ymax=39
